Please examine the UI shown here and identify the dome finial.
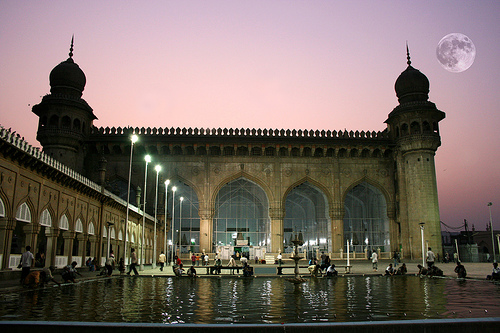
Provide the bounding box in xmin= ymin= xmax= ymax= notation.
xmin=406 ymin=41 xmax=411 ymax=66
xmin=69 ymin=35 xmax=74 ymax=59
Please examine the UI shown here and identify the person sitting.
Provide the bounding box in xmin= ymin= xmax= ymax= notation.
xmin=385 ymin=263 xmax=395 ymax=276
xmin=24 ymin=266 xmax=60 ymax=288
xmin=175 ymin=263 xmax=185 ymax=277
xmin=417 ymin=264 xmax=428 ymax=276
xmin=326 ymin=264 xmax=338 ymax=277
xmin=187 ymin=265 xmax=197 ymax=277
xmin=243 ymin=264 xmax=253 ymax=277
xmin=62 ymin=261 xmax=82 ymax=283
xmin=427 ymin=265 xmax=444 ymax=277
xmin=454 ymin=261 xmax=467 ymax=278
xmin=487 ymin=262 xmax=500 ymax=280
xmin=395 ymin=263 xmax=407 ymax=275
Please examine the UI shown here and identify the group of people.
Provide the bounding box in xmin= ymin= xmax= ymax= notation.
xmin=385 ymin=263 xmax=408 ymax=276
xmin=307 ymin=253 xmax=337 ymax=277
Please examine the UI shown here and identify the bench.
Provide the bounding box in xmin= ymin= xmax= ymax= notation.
xmin=276 ymin=265 xmax=352 ymax=275
xmin=205 ymin=265 xmax=243 ymax=275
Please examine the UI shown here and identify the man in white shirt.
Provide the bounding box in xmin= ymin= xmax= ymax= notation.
xmin=20 ymin=246 xmax=34 ymax=284
xmin=426 ymin=247 xmax=435 ymax=268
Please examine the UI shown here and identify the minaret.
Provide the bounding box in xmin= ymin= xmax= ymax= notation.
xmin=385 ymin=45 xmax=445 ymax=259
xmin=32 ymin=37 xmax=97 ymax=173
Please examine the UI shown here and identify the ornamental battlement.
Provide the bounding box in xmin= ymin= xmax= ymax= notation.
xmin=91 ymin=126 xmax=389 ymax=140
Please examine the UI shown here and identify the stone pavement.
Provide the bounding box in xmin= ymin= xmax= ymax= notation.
xmin=1 ymin=259 xmax=497 ymax=294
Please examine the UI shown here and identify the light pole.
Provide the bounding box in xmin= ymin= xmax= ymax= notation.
xmin=419 ymin=222 xmax=425 ymax=267
xmin=124 ymin=134 xmax=138 ymax=264
xmin=488 ymin=202 xmax=495 ymax=262
xmin=179 ymin=196 xmax=184 ymax=259
xmin=140 ymin=154 xmax=151 ymax=270
xmin=170 ymin=186 xmax=177 ymax=265
xmin=164 ymin=179 xmax=170 ymax=258
xmin=153 ymin=164 xmax=161 ymax=269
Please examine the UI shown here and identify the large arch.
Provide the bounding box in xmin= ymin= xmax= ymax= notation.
xmin=283 ymin=181 xmax=331 ymax=256
xmin=212 ymin=177 xmax=270 ymax=254
xmin=343 ymin=181 xmax=390 ymax=253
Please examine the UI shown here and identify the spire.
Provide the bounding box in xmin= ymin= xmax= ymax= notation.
xmin=406 ymin=41 xmax=411 ymax=66
xmin=69 ymin=35 xmax=74 ymax=59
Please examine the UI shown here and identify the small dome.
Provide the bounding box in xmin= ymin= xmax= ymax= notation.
xmin=49 ymin=57 xmax=86 ymax=97
xmin=394 ymin=65 xmax=429 ymax=104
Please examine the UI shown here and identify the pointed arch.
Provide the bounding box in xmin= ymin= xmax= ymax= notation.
xmin=282 ymin=176 xmax=333 ymax=207
xmin=59 ymin=214 xmax=69 ymax=230
xmin=75 ymin=218 xmax=83 ymax=233
xmin=88 ymin=221 xmax=95 ymax=235
xmin=0 ymin=196 xmax=5 ymax=218
xmin=118 ymin=229 xmax=123 ymax=241
xmin=40 ymin=208 xmax=53 ymax=227
xmin=16 ymin=202 xmax=32 ymax=223
xmin=212 ymin=171 xmax=275 ymax=204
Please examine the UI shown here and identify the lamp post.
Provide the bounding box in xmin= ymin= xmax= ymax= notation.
xmin=164 ymin=179 xmax=170 ymax=258
xmin=170 ymin=186 xmax=177 ymax=265
xmin=140 ymin=154 xmax=151 ymax=270
xmin=419 ymin=222 xmax=425 ymax=267
xmin=488 ymin=202 xmax=495 ymax=262
xmin=153 ymin=164 xmax=161 ymax=269
xmin=124 ymin=134 xmax=138 ymax=265
xmin=179 ymin=197 xmax=184 ymax=259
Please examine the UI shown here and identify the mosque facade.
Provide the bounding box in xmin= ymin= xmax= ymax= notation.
xmin=0 ymin=42 xmax=445 ymax=269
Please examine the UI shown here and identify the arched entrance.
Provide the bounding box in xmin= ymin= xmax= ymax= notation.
xmin=343 ymin=182 xmax=390 ymax=253
xmin=213 ymin=178 xmax=270 ymax=255
xmin=284 ymin=182 xmax=330 ymax=257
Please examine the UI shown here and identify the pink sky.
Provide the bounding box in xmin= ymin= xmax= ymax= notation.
xmin=1 ymin=1 xmax=499 ymax=231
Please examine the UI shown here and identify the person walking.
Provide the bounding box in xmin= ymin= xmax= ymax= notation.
xmin=370 ymin=250 xmax=378 ymax=271
xmin=127 ymin=248 xmax=139 ymax=275
xmin=20 ymin=246 xmax=34 ymax=284
xmin=105 ymin=250 xmax=115 ymax=276
xmin=158 ymin=251 xmax=166 ymax=271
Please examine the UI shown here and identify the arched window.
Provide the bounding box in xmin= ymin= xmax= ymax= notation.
xmin=75 ymin=218 xmax=83 ymax=233
xmin=59 ymin=215 xmax=69 ymax=230
xmin=343 ymin=182 xmax=390 ymax=253
xmin=88 ymin=221 xmax=95 ymax=235
xmin=237 ymin=146 xmax=248 ymax=156
xmin=49 ymin=115 xmax=59 ymax=127
xmin=290 ymin=147 xmax=300 ymax=157
xmin=61 ymin=116 xmax=71 ymax=129
xmin=401 ymin=123 xmax=409 ymax=136
xmin=210 ymin=146 xmax=221 ymax=156
xmin=314 ymin=148 xmax=323 ymax=157
xmin=410 ymin=121 xmax=421 ymax=134
xmin=265 ymin=147 xmax=275 ymax=156
xmin=73 ymin=118 xmax=81 ymax=131
xmin=251 ymin=147 xmax=262 ymax=156
xmin=223 ymin=146 xmax=235 ymax=156
xmin=279 ymin=147 xmax=288 ymax=157
xmin=16 ymin=202 xmax=31 ymax=223
xmin=284 ymin=182 xmax=330 ymax=255
xmin=213 ymin=178 xmax=270 ymax=251
xmin=40 ymin=209 xmax=52 ymax=227
xmin=0 ymin=197 xmax=5 ymax=217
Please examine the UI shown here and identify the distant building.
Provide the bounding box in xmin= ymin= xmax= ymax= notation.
xmin=0 ymin=41 xmax=445 ymax=269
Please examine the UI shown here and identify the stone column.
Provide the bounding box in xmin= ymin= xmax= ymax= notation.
xmin=199 ymin=209 xmax=213 ymax=253
xmin=88 ymin=235 xmax=98 ymax=259
xmin=63 ymin=231 xmax=76 ymax=265
xmin=77 ymin=233 xmax=88 ymax=264
xmin=23 ymin=223 xmax=41 ymax=250
xmin=269 ymin=206 xmax=284 ymax=254
xmin=0 ymin=217 xmax=16 ymax=269
xmin=330 ymin=203 xmax=344 ymax=256
xmin=44 ymin=227 xmax=60 ymax=268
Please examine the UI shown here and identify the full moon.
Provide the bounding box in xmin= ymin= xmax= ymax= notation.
xmin=436 ymin=33 xmax=476 ymax=73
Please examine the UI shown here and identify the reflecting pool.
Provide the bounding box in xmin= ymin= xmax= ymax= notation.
xmin=1 ymin=276 xmax=499 ymax=324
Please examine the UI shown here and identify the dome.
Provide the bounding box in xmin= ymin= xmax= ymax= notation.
xmin=394 ymin=65 xmax=429 ymax=104
xmin=49 ymin=57 xmax=86 ymax=97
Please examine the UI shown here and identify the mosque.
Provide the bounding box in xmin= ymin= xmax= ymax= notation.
xmin=0 ymin=40 xmax=445 ymax=270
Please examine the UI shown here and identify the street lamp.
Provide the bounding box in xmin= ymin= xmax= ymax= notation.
xmin=170 ymin=186 xmax=177 ymax=265
xmin=179 ymin=196 xmax=184 ymax=258
xmin=153 ymin=164 xmax=161 ymax=269
xmin=419 ymin=222 xmax=425 ymax=267
xmin=164 ymin=179 xmax=170 ymax=259
xmin=488 ymin=202 xmax=495 ymax=262
xmin=140 ymin=154 xmax=151 ymax=270
xmin=124 ymin=134 xmax=138 ymax=264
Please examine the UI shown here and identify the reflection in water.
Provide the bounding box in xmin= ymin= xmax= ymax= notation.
xmin=1 ymin=276 xmax=499 ymax=324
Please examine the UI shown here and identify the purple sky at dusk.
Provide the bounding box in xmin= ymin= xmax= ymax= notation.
xmin=1 ymin=1 xmax=499 ymax=231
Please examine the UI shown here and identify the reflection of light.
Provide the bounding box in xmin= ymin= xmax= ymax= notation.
xmin=365 ymin=238 xmax=369 ymax=245
xmin=320 ymin=238 xmax=327 ymax=244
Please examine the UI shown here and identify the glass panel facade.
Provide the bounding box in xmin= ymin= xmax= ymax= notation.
xmin=343 ymin=182 xmax=390 ymax=253
xmin=284 ymin=182 xmax=330 ymax=256
xmin=213 ymin=178 xmax=270 ymax=251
